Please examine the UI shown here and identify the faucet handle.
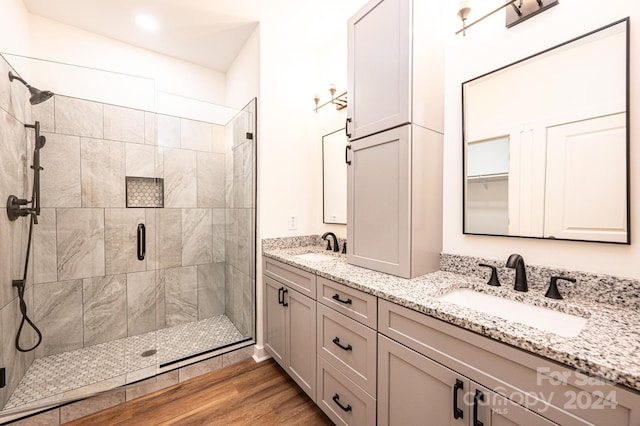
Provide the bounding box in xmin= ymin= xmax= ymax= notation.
xmin=342 ymin=241 xmax=347 ymax=254
xmin=325 ymin=239 xmax=332 ymax=251
xmin=478 ymin=263 xmax=501 ymax=286
xmin=545 ymin=276 xmax=576 ymax=300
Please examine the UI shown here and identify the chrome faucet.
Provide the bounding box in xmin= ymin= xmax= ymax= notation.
xmin=506 ymin=254 xmax=528 ymax=292
xmin=321 ymin=232 xmax=339 ymax=252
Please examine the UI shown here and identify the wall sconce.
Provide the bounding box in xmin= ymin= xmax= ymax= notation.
xmin=456 ymin=0 xmax=559 ymax=36
xmin=314 ymin=84 xmax=348 ymax=112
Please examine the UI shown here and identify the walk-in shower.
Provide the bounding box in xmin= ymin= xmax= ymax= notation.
xmin=0 ymin=56 xmax=257 ymax=422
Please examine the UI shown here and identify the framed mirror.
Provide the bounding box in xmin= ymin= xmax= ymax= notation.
xmin=462 ymin=18 xmax=629 ymax=244
xmin=323 ymin=128 xmax=348 ymax=224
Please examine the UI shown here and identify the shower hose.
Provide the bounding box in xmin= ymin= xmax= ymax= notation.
xmin=14 ymin=213 xmax=43 ymax=352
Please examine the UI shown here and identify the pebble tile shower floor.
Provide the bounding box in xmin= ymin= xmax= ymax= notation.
xmin=2 ymin=315 xmax=244 ymax=412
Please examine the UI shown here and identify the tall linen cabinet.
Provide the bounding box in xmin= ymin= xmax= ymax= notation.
xmin=346 ymin=0 xmax=444 ymax=278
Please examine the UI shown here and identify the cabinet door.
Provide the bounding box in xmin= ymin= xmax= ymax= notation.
xmin=378 ymin=335 xmax=468 ymax=426
xmin=347 ymin=0 xmax=411 ymax=140
xmin=286 ymin=288 xmax=317 ymax=402
xmin=347 ymin=125 xmax=411 ymax=277
xmin=264 ymin=276 xmax=286 ymax=368
xmin=471 ymin=383 xmax=556 ymax=426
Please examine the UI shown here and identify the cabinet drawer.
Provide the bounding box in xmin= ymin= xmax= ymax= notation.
xmin=317 ymin=303 xmax=377 ymax=396
xmin=317 ymin=277 xmax=377 ymax=329
xmin=317 ymin=356 xmax=376 ymax=426
xmin=264 ymin=258 xmax=316 ymax=299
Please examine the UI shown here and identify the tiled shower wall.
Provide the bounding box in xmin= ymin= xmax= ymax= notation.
xmin=225 ymin=102 xmax=256 ymax=338
xmin=0 ymin=56 xmax=36 ymax=411
xmin=24 ymin=92 xmax=234 ymax=359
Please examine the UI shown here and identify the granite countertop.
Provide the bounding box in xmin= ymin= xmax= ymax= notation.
xmin=262 ymin=243 xmax=640 ymax=394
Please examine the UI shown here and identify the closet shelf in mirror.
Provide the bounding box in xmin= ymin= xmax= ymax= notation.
xmin=466 ymin=173 xmax=508 ymax=181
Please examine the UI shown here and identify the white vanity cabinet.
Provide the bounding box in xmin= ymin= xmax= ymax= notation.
xmin=347 ymin=124 xmax=442 ymax=278
xmin=346 ymin=0 xmax=444 ymax=279
xmin=377 ymin=300 xmax=640 ymax=426
xmin=263 ymin=259 xmax=317 ymax=401
xmin=346 ymin=0 xmax=444 ymax=140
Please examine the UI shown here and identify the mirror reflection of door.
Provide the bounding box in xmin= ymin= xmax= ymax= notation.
xmin=323 ymin=129 xmax=348 ymax=224
xmin=462 ymin=18 xmax=629 ymax=243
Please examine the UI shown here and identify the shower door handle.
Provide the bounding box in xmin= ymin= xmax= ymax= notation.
xmin=137 ymin=224 xmax=145 ymax=261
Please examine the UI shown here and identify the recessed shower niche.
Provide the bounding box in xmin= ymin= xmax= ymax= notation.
xmin=0 ymin=54 xmax=257 ymax=422
xmin=126 ymin=177 xmax=165 ymax=208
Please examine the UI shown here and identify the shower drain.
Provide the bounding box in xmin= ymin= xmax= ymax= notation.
xmin=141 ymin=349 xmax=157 ymax=357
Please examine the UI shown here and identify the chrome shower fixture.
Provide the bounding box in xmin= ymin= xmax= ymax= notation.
xmin=8 ymin=71 xmax=54 ymax=105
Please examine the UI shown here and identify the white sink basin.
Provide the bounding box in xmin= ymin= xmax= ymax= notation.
xmin=437 ymin=289 xmax=588 ymax=338
xmin=294 ymin=252 xmax=336 ymax=262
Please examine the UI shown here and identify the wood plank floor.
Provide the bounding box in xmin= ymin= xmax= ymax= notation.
xmin=64 ymin=359 xmax=333 ymax=425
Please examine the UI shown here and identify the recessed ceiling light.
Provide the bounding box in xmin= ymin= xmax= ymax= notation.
xmin=136 ymin=15 xmax=159 ymax=31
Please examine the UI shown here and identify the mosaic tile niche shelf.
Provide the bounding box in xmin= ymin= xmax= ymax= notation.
xmin=126 ymin=177 xmax=164 ymax=208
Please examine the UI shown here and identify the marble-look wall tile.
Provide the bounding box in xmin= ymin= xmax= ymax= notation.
xmin=197 ymin=263 xmax=225 ymax=320
xmin=237 ymin=208 xmax=252 ymax=277
xmin=2 ymin=66 xmax=28 ymax=124
xmin=59 ymin=389 xmax=125 ymax=423
xmin=144 ymin=209 xmax=157 ymax=270
xmin=0 ymin=208 xmax=22 ymax=310
xmin=155 ymin=209 xmax=182 ymax=269
xmin=39 ymin=133 xmax=82 ymax=208
xmin=125 ymin=143 xmax=160 ymax=178
xmin=157 ymin=114 xmax=180 ymax=148
xmin=182 ymin=209 xmax=213 ymax=266
xmin=232 ymin=143 xmax=245 ymax=209
xmin=164 ymin=148 xmax=196 ymax=208
xmin=104 ymin=104 xmax=144 ymax=144
xmin=10 ymin=407 xmax=60 ymax=425
xmin=212 ymin=209 xmax=226 ymax=262
xmin=0 ymin=57 xmax=12 ymax=115
xmin=105 ymin=208 xmax=147 ymax=275
xmin=222 ymin=346 xmax=254 ymax=367
xmin=0 ymin=108 xmax=26 ymax=208
xmin=225 ymin=209 xmax=238 ymax=270
xmin=0 ymin=301 xmax=5 ymax=408
xmin=57 ymin=208 xmax=105 ymax=280
xmin=224 ymin=150 xmax=233 ymax=208
xmin=164 ymin=266 xmax=197 ymax=327
xmin=144 ymin=111 xmax=157 ymax=145
xmin=243 ymin=141 xmax=255 ymax=208
xmin=55 ymin=96 xmax=103 ymax=138
xmin=211 ymin=124 xmax=227 ymax=153
xmin=33 ymin=208 xmax=58 ymax=284
xmin=34 ymin=280 xmax=83 ymax=357
xmin=196 ymin=152 xmax=225 ymax=208
xmin=83 ymin=275 xmax=127 ymax=346
xmin=155 ymin=270 xmax=166 ymax=330
xmin=225 ymin=265 xmax=240 ymax=331
xmin=127 ymin=270 xmax=157 ymax=336
xmin=178 ymin=355 xmax=222 ymax=382
xmin=81 ymin=138 xmax=125 ymax=207
xmin=181 ymin=118 xmax=212 ymax=152
xmin=125 ymin=370 xmax=178 ymax=401
xmin=31 ymin=97 xmax=55 ymax=133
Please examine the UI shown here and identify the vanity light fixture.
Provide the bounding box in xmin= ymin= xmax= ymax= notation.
xmin=456 ymin=0 xmax=559 ymax=36
xmin=314 ymin=84 xmax=348 ymax=113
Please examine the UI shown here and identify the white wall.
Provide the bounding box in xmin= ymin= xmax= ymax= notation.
xmin=0 ymin=0 xmax=30 ymax=55
xmin=25 ymin=14 xmax=227 ymax=113
xmin=226 ymin=25 xmax=260 ymax=110
xmin=443 ymin=0 xmax=640 ymax=278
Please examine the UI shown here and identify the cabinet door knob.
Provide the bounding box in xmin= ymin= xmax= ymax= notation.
xmin=332 ymin=337 xmax=353 ymax=351
xmin=473 ymin=389 xmax=484 ymax=426
xmin=453 ymin=379 xmax=464 ymax=419
xmin=332 ymin=393 xmax=352 ymax=412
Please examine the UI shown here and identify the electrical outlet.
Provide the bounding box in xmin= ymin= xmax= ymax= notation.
xmin=288 ymin=215 xmax=297 ymax=230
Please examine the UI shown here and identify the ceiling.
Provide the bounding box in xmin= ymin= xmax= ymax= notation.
xmin=22 ymin=0 xmax=260 ymax=72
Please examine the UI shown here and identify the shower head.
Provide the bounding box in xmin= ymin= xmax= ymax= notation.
xmin=8 ymin=71 xmax=54 ymax=105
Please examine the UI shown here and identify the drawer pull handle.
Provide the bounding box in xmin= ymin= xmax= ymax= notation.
xmin=332 ymin=294 xmax=352 ymax=305
xmin=473 ymin=389 xmax=484 ymax=426
xmin=332 ymin=337 xmax=353 ymax=351
xmin=282 ymin=288 xmax=289 ymax=307
xmin=278 ymin=287 xmax=284 ymax=305
xmin=453 ymin=379 xmax=464 ymax=419
xmin=332 ymin=393 xmax=352 ymax=412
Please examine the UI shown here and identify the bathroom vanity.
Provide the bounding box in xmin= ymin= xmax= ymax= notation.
xmin=262 ymin=239 xmax=640 ymax=426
